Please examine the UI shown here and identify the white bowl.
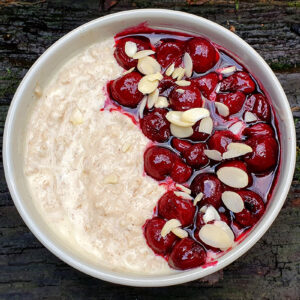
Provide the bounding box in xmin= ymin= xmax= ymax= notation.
xmin=3 ymin=9 xmax=296 ymax=286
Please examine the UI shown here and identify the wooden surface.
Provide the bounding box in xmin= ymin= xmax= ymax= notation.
xmin=0 ymin=1 xmax=299 ymax=299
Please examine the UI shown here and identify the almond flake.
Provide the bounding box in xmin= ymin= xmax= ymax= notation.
xmin=181 ymin=108 xmax=210 ymax=123
xmin=193 ymin=193 xmax=204 ymax=206
xmin=217 ymin=166 xmax=248 ymax=188
xmin=70 ymin=108 xmax=83 ymax=125
xmin=229 ymin=121 xmax=244 ymax=135
xmin=214 ymin=220 xmax=235 ymax=250
xmin=172 ymin=227 xmax=188 ymax=239
xmin=147 ymin=72 xmax=163 ymax=81
xmin=161 ymin=219 xmax=181 ymax=237
xmin=198 ymin=117 xmax=213 ymax=135
xmin=175 ymin=80 xmax=191 ymax=87
xmin=215 ymin=82 xmax=221 ymax=94
xmin=123 ymin=67 xmax=135 ymax=75
xmin=215 ymin=102 xmax=230 ymax=117
xmin=204 ymin=149 xmax=222 ymax=161
xmin=218 ymin=65 xmax=237 ymax=75
xmin=121 ymin=142 xmax=132 ymax=153
xmin=200 ymin=205 xmax=208 ymax=213
xmin=244 ymin=111 xmax=258 ymax=123
xmin=165 ymin=63 xmax=175 ymax=76
xmin=183 ymin=52 xmax=193 ymax=77
xmin=138 ymin=76 xmax=159 ymax=94
xmin=199 ymin=221 xmax=234 ymax=249
xmin=137 ymin=56 xmax=161 ymax=75
xmin=172 ymin=67 xmax=185 ymax=80
xmin=166 ymin=111 xmax=194 ymax=127
xmin=174 ymin=191 xmax=193 ymax=200
xmin=170 ymin=124 xmax=193 ymax=138
xmin=154 ymin=96 xmax=169 ymax=108
xmin=133 ymin=49 xmax=155 ymax=59
xmin=221 ymin=191 xmax=244 ymax=213
xmin=124 ymin=41 xmax=137 ymax=58
xmin=203 ymin=206 xmax=221 ymax=223
xmin=147 ymin=89 xmax=159 ymax=109
xmin=138 ymin=96 xmax=148 ymax=118
xmin=222 ymin=142 xmax=253 ymax=159
xmin=176 ymin=89 xmax=185 ymax=94
xmin=175 ymin=183 xmax=191 ymax=195
xmin=103 ymin=174 xmax=118 ymax=184
xmin=34 ymin=84 xmax=42 ymax=98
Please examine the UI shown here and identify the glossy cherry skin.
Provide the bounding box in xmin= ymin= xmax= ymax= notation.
xmin=208 ymin=130 xmax=236 ymax=154
xmin=144 ymin=217 xmax=178 ymax=254
xmin=114 ymin=37 xmax=150 ymax=69
xmin=141 ymin=108 xmax=170 ymax=142
xmin=243 ymin=123 xmax=275 ymax=138
xmin=158 ymin=191 xmax=195 ymax=227
xmin=144 ymin=146 xmax=174 ymax=181
xmin=172 ymin=138 xmax=192 ymax=153
xmin=192 ymin=72 xmax=219 ymax=100
xmin=168 ymin=238 xmax=207 ymax=270
xmin=110 ymin=72 xmax=144 ymax=108
xmin=190 ymin=121 xmax=211 ymax=141
xmin=244 ymin=93 xmax=271 ymax=122
xmin=187 ymin=37 xmax=219 ymax=73
xmin=158 ymin=76 xmax=176 ymax=97
xmin=170 ymin=157 xmax=193 ymax=183
xmin=220 ymin=71 xmax=255 ymax=94
xmin=217 ymin=91 xmax=246 ymax=115
xmin=182 ymin=143 xmax=209 ymax=169
xmin=190 ymin=173 xmax=222 ymax=208
xmin=156 ymin=40 xmax=185 ymax=68
xmin=235 ymin=190 xmax=265 ymax=227
xmin=169 ymin=84 xmax=204 ymax=111
xmin=245 ymin=137 xmax=278 ymax=173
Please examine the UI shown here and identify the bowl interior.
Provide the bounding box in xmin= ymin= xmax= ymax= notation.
xmin=4 ymin=9 xmax=295 ymax=286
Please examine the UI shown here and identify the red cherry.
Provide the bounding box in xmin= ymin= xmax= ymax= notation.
xmin=170 ymin=157 xmax=192 ymax=183
xmin=217 ymin=91 xmax=246 ymax=115
xmin=168 ymin=238 xmax=206 ymax=270
xmin=144 ymin=146 xmax=174 ymax=181
xmin=189 ymin=121 xmax=210 ymax=141
xmin=244 ymin=93 xmax=271 ymax=122
xmin=195 ymin=211 xmax=205 ymax=229
xmin=245 ymin=137 xmax=278 ymax=173
xmin=172 ymin=138 xmax=192 ymax=152
xmin=243 ymin=123 xmax=275 ymax=138
xmin=114 ymin=37 xmax=150 ymax=69
xmin=208 ymin=130 xmax=236 ymax=154
xmin=187 ymin=37 xmax=218 ymax=73
xmin=169 ymin=85 xmax=203 ymax=111
xmin=156 ymin=40 xmax=185 ymax=68
xmin=182 ymin=143 xmax=209 ymax=169
xmin=110 ymin=72 xmax=144 ymax=108
xmin=220 ymin=72 xmax=255 ymax=94
xmin=220 ymin=212 xmax=231 ymax=225
xmin=235 ymin=190 xmax=265 ymax=227
xmin=141 ymin=109 xmax=170 ymax=142
xmin=144 ymin=217 xmax=178 ymax=254
xmin=190 ymin=173 xmax=222 ymax=208
xmin=192 ymin=72 xmax=219 ymax=99
xmin=158 ymin=76 xmax=176 ymax=97
xmin=158 ymin=191 xmax=195 ymax=227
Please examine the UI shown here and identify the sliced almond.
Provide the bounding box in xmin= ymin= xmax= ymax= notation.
xmin=103 ymin=174 xmax=118 ymax=184
xmin=161 ymin=219 xmax=181 ymax=237
xmin=147 ymin=89 xmax=159 ymax=109
xmin=138 ymin=96 xmax=148 ymax=118
xmin=137 ymin=56 xmax=161 ymax=75
xmin=214 ymin=220 xmax=235 ymax=250
xmin=170 ymin=124 xmax=193 ymax=138
xmin=123 ymin=67 xmax=135 ymax=75
xmin=133 ymin=49 xmax=155 ymax=59
xmin=147 ymin=72 xmax=163 ymax=81
xmin=229 ymin=121 xmax=244 ymax=135
xmin=215 ymin=82 xmax=221 ymax=94
xmin=218 ymin=65 xmax=237 ymax=75
xmin=154 ymin=96 xmax=169 ymax=108
xmin=121 ymin=142 xmax=132 ymax=153
xmin=165 ymin=63 xmax=175 ymax=76
xmin=204 ymin=149 xmax=222 ymax=161
xmin=166 ymin=111 xmax=194 ymax=127
xmin=172 ymin=227 xmax=188 ymax=239
xmin=198 ymin=117 xmax=213 ymax=135
xmin=181 ymin=108 xmax=210 ymax=123
xmin=34 ymin=84 xmax=42 ymax=98
xmin=200 ymin=205 xmax=208 ymax=213
xmin=175 ymin=80 xmax=191 ymax=87
xmin=138 ymin=76 xmax=159 ymax=94
xmin=199 ymin=221 xmax=234 ymax=249
xmin=175 ymin=184 xmax=191 ymax=195
xmin=176 ymin=88 xmax=185 ymax=94
xmin=124 ymin=41 xmax=137 ymax=58
xmin=70 ymin=108 xmax=83 ymax=125
xmin=244 ymin=111 xmax=258 ymax=123
xmin=183 ymin=52 xmax=193 ymax=77
xmin=203 ymin=206 xmax=221 ymax=223
xmin=193 ymin=193 xmax=204 ymax=206
xmin=217 ymin=166 xmax=248 ymax=188
xmin=222 ymin=142 xmax=253 ymax=159
xmin=172 ymin=67 xmax=185 ymax=80
xmin=174 ymin=191 xmax=193 ymax=200
xmin=215 ymin=102 xmax=230 ymax=117
xmin=221 ymin=191 xmax=244 ymax=213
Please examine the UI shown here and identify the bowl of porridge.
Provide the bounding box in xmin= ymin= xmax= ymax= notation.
xmin=3 ymin=9 xmax=296 ymax=286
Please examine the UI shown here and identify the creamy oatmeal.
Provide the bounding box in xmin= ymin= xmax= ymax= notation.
xmin=24 ymin=38 xmax=172 ymax=274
